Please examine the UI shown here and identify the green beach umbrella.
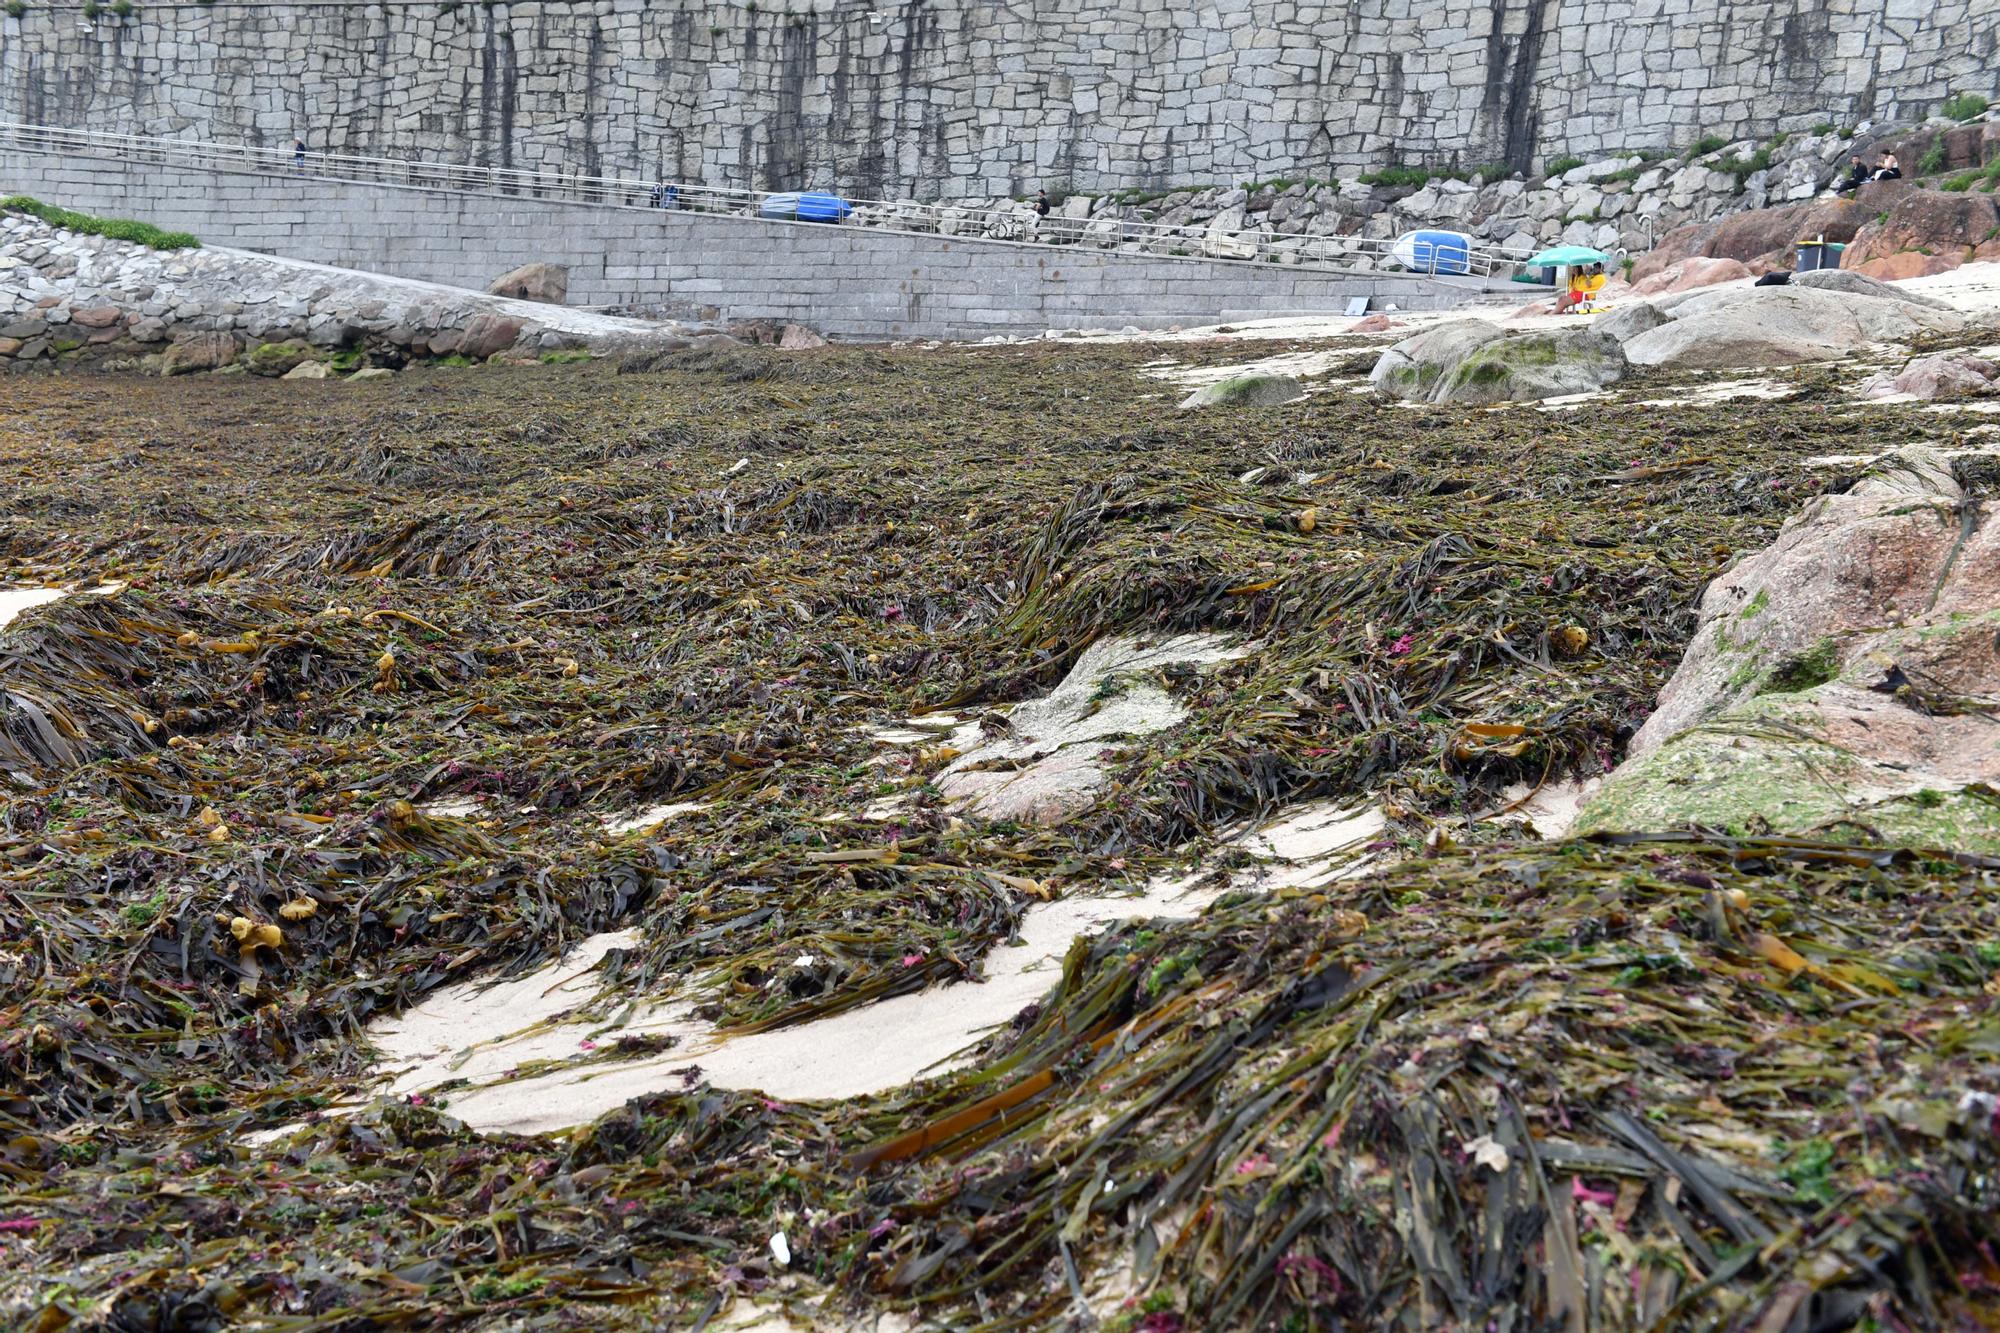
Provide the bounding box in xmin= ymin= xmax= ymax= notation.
xmin=1524 ymin=245 xmax=1610 ymax=267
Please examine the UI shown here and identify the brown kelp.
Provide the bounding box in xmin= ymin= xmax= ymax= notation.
xmin=0 ymin=344 xmax=1994 ymax=1330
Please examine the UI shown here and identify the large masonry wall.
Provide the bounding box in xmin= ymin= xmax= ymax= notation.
xmin=0 ymin=149 xmax=1467 ymax=338
xmin=0 ymin=1 xmax=1993 ymax=200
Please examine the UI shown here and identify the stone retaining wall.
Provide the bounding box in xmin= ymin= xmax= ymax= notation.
xmin=0 ymin=1 xmax=1992 ymax=200
xmin=0 ymin=148 xmax=1471 ymax=338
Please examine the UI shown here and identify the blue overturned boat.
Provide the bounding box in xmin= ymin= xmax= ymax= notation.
xmin=758 ymin=191 xmax=854 ymax=224
xmin=1389 ymin=229 xmax=1474 ymax=275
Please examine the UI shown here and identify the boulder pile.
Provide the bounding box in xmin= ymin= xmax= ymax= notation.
xmin=853 ymin=114 xmax=2000 ymax=271
xmin=0 ymin=211 xmax=710 ymax=375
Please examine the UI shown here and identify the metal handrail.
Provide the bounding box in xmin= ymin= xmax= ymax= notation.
xmin=0 ymin=121 xmax=1534 ymax=279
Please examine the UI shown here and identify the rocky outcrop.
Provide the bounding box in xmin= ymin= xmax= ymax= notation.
xmin=1369 ymin=320 xmax=1504 ymax=398
xmin=1790 ymin=268 xmax=1957 ymax=309
xmin=1627 ymin=256 xmax=1753 ymax=296
xmin=486 ymin=262 xmax=568 ymax=305
xmin=0 ymin=211 xmax=708 ymax=375
xmin=1618 ymin=284 xmax=1964 ymax=370
xmin=1576 ymin=448 xmax=2000 ymax=849
xmin=1841 ymin=190 xmax=2000 ymax=280
xmin=1857 ymin=352 xmax=1999 ymax=400
xmin=1631 ymin=196 xmax=1876 ymax=287
xmin=1371 ymin=323 xmax=1627 ymax=404
xmin=1706 ymin=196 xmax=1872 ymax=265
xmin=1179 ymin=373 xmax=1306 ymax=409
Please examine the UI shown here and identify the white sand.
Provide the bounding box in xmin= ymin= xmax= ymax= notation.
xmin=0 ymin=586 xmax=66 ymax=628
xmin=1489 ymin=776 xmax=1602 ymax=840
xmin=307 ymin=765 xmax=1591 ymax=1143
xmin=375 ymin=872 xmax=1230 ymax=1135
xmin=416 ymin=796 xmax=483 ymax=819
xmin=929 ymin=634 xmax=1250 ymax=823
xmin=1630 ymin=376 xmax=1797 ymax=407
xmin=1230 ymin=800 xmax=1388 ymax=888
xmin=601 ymin=801 xmax=711 ymax=834
xmin=371 ymin=929 xmax=648 ymax=1088
xmin=1143 ymin=346 xmax=1364 ymax=389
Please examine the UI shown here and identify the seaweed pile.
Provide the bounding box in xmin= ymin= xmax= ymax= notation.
xmin=0 ymin=343 xmax=1995 ymax=1330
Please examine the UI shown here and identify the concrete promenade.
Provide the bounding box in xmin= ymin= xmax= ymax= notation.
xmin=0 ymin=147 xmax=1495 ymax=340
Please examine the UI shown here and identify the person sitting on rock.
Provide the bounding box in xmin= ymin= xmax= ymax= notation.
xmin=1870 ymin=151 xmax=1901 ymax=181
xmin=1834 ymin=155 xmax=1867 ymax=193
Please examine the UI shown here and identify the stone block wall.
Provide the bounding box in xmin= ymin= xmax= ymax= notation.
xmin=0 ymin=1 xmax=1992 ymax=200
xmin=0 ymin=148 xmax=1468 ymax=337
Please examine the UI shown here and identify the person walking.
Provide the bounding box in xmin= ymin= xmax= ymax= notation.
xmin=1034 ymin=189 xmax=1051 ymax=218
xmin=292 ymin=134 xmax=306 ymax=171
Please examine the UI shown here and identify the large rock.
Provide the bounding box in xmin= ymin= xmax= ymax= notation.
xmin=1575 ymin=448 xmax=2000 ymax=849
xmin=155 ymin=331 xmax=239 ymax=375
xmin=1703 ymin=196 xmax=1870 ymax=265
xmin=455 ymin=313 xmax=526 ymax=360
xmin=1842 ymin=189 xmax=2000 ymax=279
xmin=246 ymin=339 xmax=314 ymax=377
xmin=1591 ymin=301 xmax=1669 ymax=343
xmin=1368 ymin=319 xmax=1506 ymax=400
xmin=1428 ymin=328 xmax=1627 ymax=404
xmin=1620 ymin=284 xmax=1964 ymax=371
xmin=1631 ymin=198 xmax=1877 ymax=286
xmin=1179 ymin=373 xmax=1305 ymax=409
xmin=1792 ymin=267 xmax=1956 ymax=310
xmin=485 ymin=262 xmax=568 ymax=305
xmin=1627 ymin=222 xmax=1714 ymax=284
xmin=1856 ymin=352 xmax=1998 ymax=400
xmin=1627 ymin=256 xmax=1753 ymax=296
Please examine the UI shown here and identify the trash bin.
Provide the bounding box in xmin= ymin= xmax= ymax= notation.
xmin=1795 ymin=239 xmax=1844 ymax=272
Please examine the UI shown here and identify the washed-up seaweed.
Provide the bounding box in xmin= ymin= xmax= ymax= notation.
xmin=0 ymin=345 xmax=1993 ymax=1330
